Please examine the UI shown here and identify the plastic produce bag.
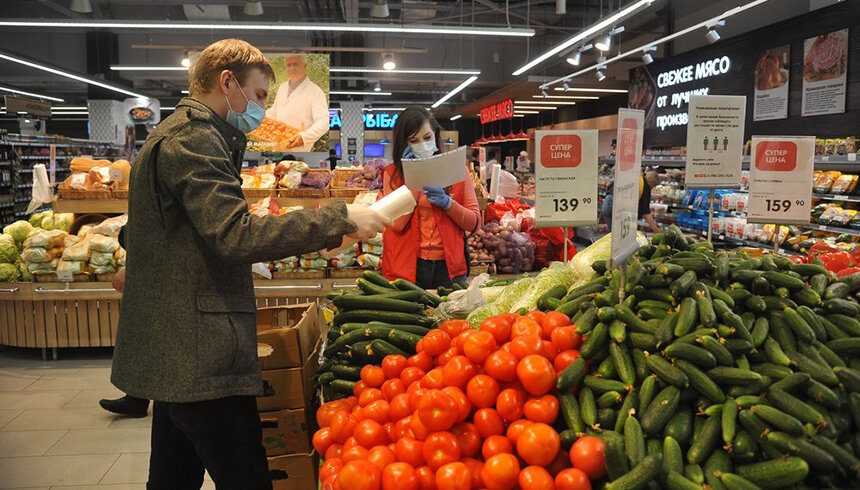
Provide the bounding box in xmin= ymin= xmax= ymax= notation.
xmin=432 ymin=273 xmax=491 ymax=322
xmin=252 ymin=262 xmax=272 ymax=279
xmin=509 ymin=262 xmax=579 ymax=312
xmin=497 ymin=170 xmax=520 ymax=198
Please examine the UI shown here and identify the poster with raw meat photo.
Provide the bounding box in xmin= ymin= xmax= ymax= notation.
xmin=753 ymin=44 xmax=790 ymax=121
xmin=802 ymin=29 xmax=848 ymax=117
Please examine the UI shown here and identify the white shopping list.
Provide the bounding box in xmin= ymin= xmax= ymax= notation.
xmin=402 ymin=146 xmax=467 ymax=190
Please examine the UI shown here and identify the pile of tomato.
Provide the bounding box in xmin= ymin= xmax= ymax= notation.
xmin=312 ymin=311 xmax=606 ymax=490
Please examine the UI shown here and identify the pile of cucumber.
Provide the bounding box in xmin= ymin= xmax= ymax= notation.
xmin=316 ymin=271 xmax=441 ymax=401
xmin=549 ymin=225 xmax=860 ymax=489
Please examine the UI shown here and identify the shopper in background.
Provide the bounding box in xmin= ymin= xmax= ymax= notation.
xmin=111 ymin=39 xmax=389 ymax=489
xmin=601 ymin=171 xmax=661 ymax=233
xmin=516 ymin=150 xmax=530 ymax=174
xmin=382 ymin=106 xmax=482 ymax=290
xmin=326 ymin=148 xmax=338 ymax=170
xmin=265 ymin=52 xmax=329 ymax=152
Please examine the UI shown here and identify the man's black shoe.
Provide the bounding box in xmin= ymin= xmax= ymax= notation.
xmin=99 ymin=395 xmax=150 ymax=418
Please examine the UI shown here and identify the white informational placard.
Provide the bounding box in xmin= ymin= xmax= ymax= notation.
xmin=610 ymin=109 xmax=645 ymax=268
xmin=402 ymin=146 xmax=467 ymax=190
xmin=753 ymin=45 xmax=790 ymax=121
xmin=684 ymin=95 xmax=746 ymax=190
xmin=747 ymin=136 xmax=815 ymax=225
xmin=534 ymin=130 xmax=598 ymax=227
xmin=802 ymin=29 xmax=848 ymax=117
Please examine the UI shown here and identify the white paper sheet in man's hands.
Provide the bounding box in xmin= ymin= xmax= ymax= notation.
xmin=402 ymin=146 xmax=467 ymax=190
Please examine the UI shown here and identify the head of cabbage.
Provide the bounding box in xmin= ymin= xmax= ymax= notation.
xmin=0 ymin=263 xmax=19 ymax=282
xmin=0 ymin=243 xmax=18 ymax=264
xmin=3 ymin=221 xmax=34 ymax=243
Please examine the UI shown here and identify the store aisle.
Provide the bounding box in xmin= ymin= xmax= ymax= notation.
xmin=0 ymin=348 xmax=215 ymax=490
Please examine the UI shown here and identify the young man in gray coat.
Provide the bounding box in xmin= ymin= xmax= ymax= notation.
xmin=110 ymin=39 xmax=388 ymax=489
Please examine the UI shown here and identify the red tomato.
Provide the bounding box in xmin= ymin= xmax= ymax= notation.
xmin=482 ymin=434 xmax=513 ymax=460
xmin=321 ymin=474 xmax=338 ymax=490
xmin=342 ymin=445 xmax=370 ymax=463
xmin=440 ymin=319 xmax=470 ymax=338
xmin=437 ymin=347 xmax=459 ymax=366
xmin=408 ymin=385 xmax=429 ymax=412
xmin=553 ymin=349 xmax=581 ymax=372
xmin=523 ymin=395 xmax=560 ymax=424
xmin=368 ymin=446 xmax=398 ymax=472
xmin=466 ymin=374 xmax=501 ymax=409
xmin=421 ymin=368 xmax=446 ymax=389
xmin=343 ymin=437 xmax=361 ymax=451
xmin=505 ymin=419 xmax=533 ymax=446
xmin=401 ymin=367 xmax=426 ymax=388
xmin=569 ymin=436 xmax=606 ymax=480
xmin=518 ymin=466 xmax=556 ymax=490
xmin=381 ymin=378 xmax=406 ymax=401
xmin=525 ymin=311 xmax=546 ymax=326
xmin=441 ymin=386 xmax=471 ymax=423
xmin=454 ymin=330 xmax=476 ymax=353
xmin=417 ymin=390 xmax=458 ymax=432
xmin=495 ymin=388 xmax=526 ymax=422
xmin=410 ymin=413 xmax=430 ymax=441
xmin=480 ymin=316 xmax=513 ymax=344
xmin=473 ymin=408 xmax=506 ymax=438
xmin=423 ymin=330 xmax=452 ymax=356
xmin=511 ymin=318 xmax=542 ymax=338
xmin=416 ymin=466 xmax=436 ymax=490
xmin=339 ymin=460 xmax=382 ymax=490
xmin=461 ymin=458 xmax=484 ymax=490
xmin=463 ymin=330 xmax=498 ymax=364
xmin=451 ymin=422 xmax=482 ymax=458
xmin=354 ymin=380 xmax=369 ymax=397
xmin=363 ymin=400 xmax=391 ymax=424
xmin=382 ymin=462 xmax=419 ymax=490
xmin=330 ymin=411 xmax=358 ymax=444
xmin=389 ymin=393 xmax=412 ymax=421
xmin=547 ymin=449 xmax=572 ymax=476
xmin=483 ymin=350 xmax=518 ymax=382
xmin=543 ymin=311 xmax=572 ymax=335
xmin=318 ymin=403 xmax=342 ymax=428
xmin=395 ymin=436 xmax=425 ymax=467
xmin=509 ymin=334 xmax=543 ymax=360
xmin=362 ymin=365 xmax=386 ymax=388
xmin=325 ymin=443 xmax=343 ymax=461
xmin=354 ymin=419 xmax=389 ymax=449
xmin=541 ymin=341 xmax=558 ymax=361
xmin=550 ymin=327 xmax=582 ymax=352
xmin=422 ymin=432 xmax=461 ymax=471
xmin=481 ymin=453 xmax=520 ymax=490
xmin=313 ymin=427 xmax=334 ymax=454
xmin=436 ymin=462 xmax=472 ymax=490
xmin=555 ymin=468 xmax=591 ymax=490
xmin=516 ymin=423 xmax=560 ymax=466
xmin=442 ymin=356 xmax=476 ymax=389
xmin=321 ymin=458 xmax=343 ymax=482
xmin=360 ymin=388 xmax=385 ymax=407
xmin=517 ymin=355 xmax=556 ymax=396
xmin=408 ymin=352 xmax=434 ymax=372
xmin=382 ymin=355 xmax=409 ymax=379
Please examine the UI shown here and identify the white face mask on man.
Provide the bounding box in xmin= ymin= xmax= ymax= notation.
xmin=409 ymin=139 xmax=437 ymax=158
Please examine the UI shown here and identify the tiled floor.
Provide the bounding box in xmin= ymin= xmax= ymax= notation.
xmin=0 ymin=347 xmax=215 ymax=489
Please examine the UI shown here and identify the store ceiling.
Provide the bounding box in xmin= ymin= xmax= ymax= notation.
xmin=0 ymin=0 xmax=823 ymax=121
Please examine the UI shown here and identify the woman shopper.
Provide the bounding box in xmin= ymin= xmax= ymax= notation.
xmin=381 ymin=106 xmax=482 ymax=290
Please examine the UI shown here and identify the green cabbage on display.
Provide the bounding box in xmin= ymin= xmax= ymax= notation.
xmin=494 ymin=277 xmax=534 ymax=312
xmin=509 ymin=261 xmax=579 ymax=312
xmin=466 ymin=303 xmax=500 ymax=328
xmin=0 ymin=242 xmax=18 ymax=264
xmin=3 ymin=220 xmax=34 ymax=243
xmin=51 ymin=213 xmax=74 ymax=233
xmin=0 ymin=234 xmax=14 ymax=248
xmin=29 ymin=211 xmax=48 ymax=228
xmin=0 ymin=263 xmax=19 ymax=282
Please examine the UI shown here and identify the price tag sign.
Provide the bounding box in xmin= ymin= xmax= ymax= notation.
xmin=747 ymin=136 xmax=815 ymax=225
xmin=534 ymin=130 xmax=598 ymax=227
xmin=684 ymin=95 xmax=746 ymax=189
xmin=49 ymin=144 xmax=56 ymax=187
xmin=610 ymin=109 xmax=645 ymax=268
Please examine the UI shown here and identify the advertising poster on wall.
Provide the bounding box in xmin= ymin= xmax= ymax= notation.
xmin=753 ymin=44 xmax=790 ymax=121
xmin=246 ymin=52 xmax=330 ymax=153
xmin=802 ymin=29 xmax=848 ymax=117
xmin=684 ymin=95 xmax=746 ymax=190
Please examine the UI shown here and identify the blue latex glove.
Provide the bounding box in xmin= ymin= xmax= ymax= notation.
xmin=423 ymin=186 xmax=452 ymax=210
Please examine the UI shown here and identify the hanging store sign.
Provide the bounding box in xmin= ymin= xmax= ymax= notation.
xmin=330 ymin=111 xmax=399 ymax=130
xmin=4 ymin=96 xmax=51 ymax=118
xmin=480 ymin=99 xmax=514 ymax=124
xmin=747 ymin=136 xmax=814 ymax=225
xmin=684 ymin=95 xmax=746 ymax=190
xmin=534 ymin=130 xmax=598 ymax=227
xmin=610 ymin=109 xmax=645 ymax=268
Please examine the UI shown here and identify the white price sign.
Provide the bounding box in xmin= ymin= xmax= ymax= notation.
xmin=684 ymin=95 xmax=746 ymax=190
xmin=534 ymin=130 xmax=598 ymax=227
xmin=747 ymin=136 xmax=815 ymax=225
xmin=610 ymin=109 xmax=645 ymax=268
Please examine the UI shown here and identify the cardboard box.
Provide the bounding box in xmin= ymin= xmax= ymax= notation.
xmin=257 ymin=303 xmax=321 ymax=370
xmin=268 ymin=452 xmax=318 ymax=490
xmin=257 ymin=340 xmax=319 ymax=412
xmin=260 ymin=407 xmax=313 ymax=456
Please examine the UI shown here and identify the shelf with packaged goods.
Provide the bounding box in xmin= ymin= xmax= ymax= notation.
xmin=52 ymin=194 xmax=355 ymax=214
xmin=599 ymin=155 xmax=860 ymax=169
xmin=800 ymin=223 xmax=860 ymax=236
xmin=812 ymin=193 xmax=860 ymax=203
xmin=661 ymin=203 xmax=746 ymax=218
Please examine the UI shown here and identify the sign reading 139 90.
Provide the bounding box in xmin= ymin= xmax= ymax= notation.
xmin=534 ymin=130 xmax=598 ymax=227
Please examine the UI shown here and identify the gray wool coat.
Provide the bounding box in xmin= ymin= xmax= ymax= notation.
xmin=111 ymin=97 xmax=356 ymax=402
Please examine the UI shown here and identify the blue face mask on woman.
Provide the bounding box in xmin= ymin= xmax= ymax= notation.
xmin=224 ymin=81 xmax=265 ymax=133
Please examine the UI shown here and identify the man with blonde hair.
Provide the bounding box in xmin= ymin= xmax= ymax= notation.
xmin=111 ymin=39 xmax=388 ymax=489
xmin=266 ymin=51 xmax=329 ymax=152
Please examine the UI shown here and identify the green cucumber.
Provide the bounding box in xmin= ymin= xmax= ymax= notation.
xmin=783 ymin=307 xmax=816 ymax=344
xmin=826 ymin=337 xmax=860 ymax=356
xmin=666 ymin=471 xmax=703 ymax=490
xmin=638 ymin=374 xmax=658 ymax=413
xmin=557 ymin=357 xmax=588 ymax=392
xmin=605 ymin=455 xmax=661 ymax=490
xmin=685 ymin=464 xmax=705 ymax=485
xmin=629 ymin=333 xmax=659 ymax=352
xmin=370 ymin=339 xmax=408 ymax=358
xmin=688 ymin=415 xmax=720 ymax=465
xmin=697 ymin=335 xmax=733 ymax=367
xmin=825 ymin=281 xmax=851 ymax=300
xmin=329 ymin=379 xmax=357 ymax=395
xmin=646 ymin=354 xmax=689 ymax=389
xmin=580 ymin=323 xmax=609 ymax=360
xmin=765 ymin=431 xmax=840 ymax=472
xmin=655 ymin=312 xmax=678 ymax=348
xmin=736 ymin=457 xmax=809 ymax=489
xmin=537 ymin=284 xmax=569 ymax=310
xmin=665 ymin=342 xmax=717 ymax=369
xmin=330 ymin=365 xmax=361 ymax=381
xmin=641 ymin=385 xmax=681 ymax=436
xmin=663 ymin=436 xmax=684 ymax=475
xmin=601 ymin=430 xmax=630 ymax=481
xmin=584 ymin=375 xmax=629 ymax=394
xmin=664 ymin=409 xmax=694 ymax=447
xmin=750 ymin=405 xmax=804 ymax=436
xmin=762 ymin=271 xmax=805 ymax=290
xmin=718 ymin=473 xmax=763 ymax=490
xmin=731 ymin=431 xmax=759 ymax=463
xmin=793 ymin=288 xmax=822 ymax=308
xmin=579 ymin=387 xmax=597 ymax=427
xmin=560 ymin=393 xmax=584 ymax=434
xmin=704 ymin=450 xmax=733 ymax=490
xmin=707 ymin=367 xmax=761 ymax=386
xmin=767 ymin=388 xmax=825 ymax=426
xmin=768 ymin=372 xmax=809 ymax=392
xmin=835 ymin=367 xmax=860 ymax=392
xmin=623 ymin=416 xmax=646 ymax=466
xmin=722 ymin=397 xmax=738 ymax=444
xmin=610 ymin=342 xmax=637 ymax=386
xmin=615 ymin=391 xmax=639 ymax=433
xmin=787 ymin=350 xmax=839 ymax=386
xmin=827 ymin=313 xmax=860 ymax=336
xmin=697 ymin=294 xmax=717 ymax=328
xmin=333 ymin=309 xmax=433 ymax=328
xmin=599 ymin=391 xmax=624 ymax=408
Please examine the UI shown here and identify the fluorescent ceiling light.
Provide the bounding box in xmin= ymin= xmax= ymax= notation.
xmin=181 ymin=90 xmax=189 ymax=94
xmin=52 ymin=111 xmax=89 ymax=115
xmin=513 ymin=114 xmax=525 ymax=118
xmin=52 ymin=106 xmax=88 ymax=110
xmin=515 ymin=106 xmax=557 ymax=110
xmin=547 ymin=0 xmax=771 ymax=88
xmin=532 ymin=95 xmax=599 ymax=100
xmin=111 ymin=66 xmax=188 ymax=71
xmin=514 ymin=100 xmax=576 ymax=105
xmin=514 ymin=110 xmax=539 ymax=114
xmin=364 ymin=107 xmax=405 ymax=111
xmin=0 ymin=20 xmax=534 ymax=37
xmin=553 ymin=87 xmax=628 ymax=93
xmin=0 ymin=85 xmax=64 ymax=102
xmin=450 ymin=115 xmax=462 ymax=121
xmin=330 ymin=67 xmax=480 ymax=75
xmin=431 ymin=75 xmax=478 ymax=108
xmin=331 ymin=90 xmax=392 ymax=95
xmin=0 ymin=51 xmax=145 ymax=98
xmin=512 ymin=0 xmax=654 ymax=76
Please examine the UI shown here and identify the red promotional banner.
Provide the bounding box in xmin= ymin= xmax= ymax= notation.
xmin=480 ymin=99 xmax=514 ymax=124
xmin=755 ymin=140 xmax=798 ymax=171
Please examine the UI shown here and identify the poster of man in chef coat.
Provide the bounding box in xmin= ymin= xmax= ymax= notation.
xmin=261 ymin=52 xmax=330 ymax=153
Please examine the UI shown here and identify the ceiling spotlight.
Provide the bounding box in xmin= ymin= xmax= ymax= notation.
xmin=243 ymin=1 xmax=264 ymax=16
xmin=594 ymin=33 xmax=612 ymax=52
xmin=705 ymin=20 xmax=725 ymax=44
xmin=541 ymin=87 xmax=548 ymax=97
xmin=563 ymin=80 xmax=570 ymax=90
xmin=641 ymin=46 xmax=657 ymax=65
xmin=180 ymin=50 xmax=191 ymax=68
xmin=370 ymin=0 xmax=390 ymax=18
xmin=596 ymin=70 xmax=606 ymax=82
xmin=597 ymin=55 xmax=607 ymax=67
xmin=70 ymin=0 xmax=93 ymax=13
xmin=373 ymin=81 xmax=382 ymax=92
xmin=382 ymin=52 xmax=396 ymax=70
xmin=565 ymin=51 xmax=581 ymax=66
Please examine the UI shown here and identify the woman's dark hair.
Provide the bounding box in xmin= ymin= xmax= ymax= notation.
xmin=392 ymin=105 xmax=442 ymax=175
